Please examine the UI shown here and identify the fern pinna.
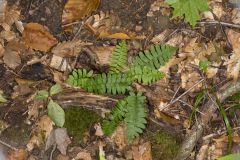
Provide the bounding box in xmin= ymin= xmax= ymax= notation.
xmin=66 ymin=41 xmax=176 ymax=142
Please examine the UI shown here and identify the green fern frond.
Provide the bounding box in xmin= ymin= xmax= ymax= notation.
xmin=109 ymin=41 xmax=128 ymax=73
xmin=92 ymin=73 xmax=132 ymax=94
xmin=128 ymin=66 xmax=165 ymax=85
xmin=67 ymin=69 xmax=133 ymax=95
xmin=124 ymin=92 xmax=147 ymax=142
xmin=102 ymin=92 xmax=147 ymax=142
xmin=66 ymin=69 xmax=93 ymax=87
xmin=132 ymin=44 xmax=177 ymax=70
xmin=102 ymin=99 xmax=127 ymax=135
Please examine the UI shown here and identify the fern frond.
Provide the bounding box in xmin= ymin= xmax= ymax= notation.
xmin=102 ymin=99 xmax=127 ymax=135
xmin=67 ymin=69 xmax=133 ymax=95
xmin=66 ymin=69 xmax=93 ymax=87
xmin=102 ymin=92 xmax=147 ymax=142
xmin=109 ymin=41 xmax=128 ymax=73
xmin=132 ymin=44 xmax=177 ymax=70
xmin=128 ymin=66 xmax=165 ymax=85
xmin=124 ymin=92 xmax=147 ymax=142
xmin=92 ymin=73 xmax=133 ymax=94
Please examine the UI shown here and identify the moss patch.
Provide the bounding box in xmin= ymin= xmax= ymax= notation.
xmin=150 ymin=131 xmax=180 ymax=160
xmin=64 ymin=107 xmax=101 ymax=144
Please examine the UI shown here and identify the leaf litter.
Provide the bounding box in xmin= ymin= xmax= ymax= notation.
xmin=1 ymin=0 xmax=240 ymax=159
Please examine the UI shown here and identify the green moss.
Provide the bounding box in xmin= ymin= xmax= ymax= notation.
xmin=64 ymin=107 xmax=101 ymax=144
xmin=150 ymin=131 xmax=180 ymax=160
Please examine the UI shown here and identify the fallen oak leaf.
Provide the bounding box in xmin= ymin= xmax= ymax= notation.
xmin=22 ymin=23 xmax=58 ymax=52
xmin=62 ymin=0 xmax=100 ymax=25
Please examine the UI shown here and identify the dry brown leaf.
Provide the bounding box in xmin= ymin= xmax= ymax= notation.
xmin=0 ymin=43 xmax=4 ymax=57
xmin=132 ymin=142 xmax=152 ymax=160
xmin=74 ymin=150 xmax=92 ymax=160
xmin=225 ymin=29 xmax=240 ymax=80
xmin=0 ymin=0 xmax=7 ymax=23
xmin=50 ymin=40 xmax=88 ymax=71
xmin=45 ymin=128 xmax=71 ymax=155
xmin=85 ymin=11 xmax=145 ymax=39
xmin=27 ymin=115 xmax=54 ymax=151
xmin=111 ymin=125 xmax=127 ymax=150
xmin=8 ymin=149 xmax=27 ymax=160
xmin=147 ymin=0 xmax=171 ymax=17
xmin=98 ymin=30 xmax=145 ymax=39
xmin=232 ymin=8 xmax=240 ymax=24
xmin=94 ymin=123 xmax=104 ymax=137
xmin=150 ymin=29 xmax=172 ymax=44
xmin=62 ymin=0 xmax=100 ymax=25
xmin=56 ymin=154 xmax=70 ymax=160
xmin=86 ymin=46 xmax=115 ymax=66
xmin=4 ymin=5 xmax=20 ymax=27
xmin=0 ymin=30 xmax=16 ymax=42
xmin=3 ymin=49 xmax=21 ymax=69
xmin=51 ymin=40 xmax=83 ymax=57
xmin=22 ymin=23 xmax=58 ymax=52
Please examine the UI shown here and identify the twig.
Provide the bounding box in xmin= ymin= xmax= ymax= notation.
xmin=175 ymin=80 xmax=240 ymax=160
xmin=161 ymin=79 xmax=204 ymax=111
xmin=198 ymin=21 xmax=240 ymax=29
xmin=0 ymin=139 xmax=17 ymax=151
xmin=49 ymin=144 xmax=56 ymax=160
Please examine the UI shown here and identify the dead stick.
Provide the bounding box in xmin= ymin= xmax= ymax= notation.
xmin=175 ymin=80 xmax=240 ymax=160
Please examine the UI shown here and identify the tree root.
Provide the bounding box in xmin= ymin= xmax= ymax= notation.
xmin=175 ymin=81 xmax=240 ymax=160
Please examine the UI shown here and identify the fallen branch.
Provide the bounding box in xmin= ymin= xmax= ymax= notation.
xmin=175 ymin=80 xmax=240 ymax=160
xmin=53 ymin=88 xmax=119 ymax=116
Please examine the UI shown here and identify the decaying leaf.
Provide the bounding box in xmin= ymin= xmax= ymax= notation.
xmin=86 ymin=46 xmax=115 ymax=66
xmin=27 ymin=115 xmax=54 ymax=151
xmin=8 ymin=149 xmax=27 ymax=160
xmin=22 ymin=23 xmax=58 ymax=52
xmin=74 ymin=150 xmax=92 ymax=160
xmin=0 ymin=42 xmax=4 ymax=57
xmin=50 ymin=40 xmax=88 ymax=71
xmin=131 ymin=142 xmax=152 ymax=160
xmin=85 ymin=11 xmax=145 ymax=39
xmin=110 ymin=125 xmax=127 ymax=150
xmin=45 ymin=128 xmax=71 ymax=155
xmin=62 ymin=0 xmax=100 ymax=25
xmin=147 ymin=0 xmax=171 ymax=17
xmin=225 ymin=29 xmax=240 ymax=80
xmin=0 ymin=0 xmax=7 ymax=23
xmin=3 ymin=49 xmax=21 ymax=69
xmin=0 ymin=30 xmax=16 ymax=42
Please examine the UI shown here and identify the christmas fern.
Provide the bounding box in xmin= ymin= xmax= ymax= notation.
xmin=66 ymin=41 xmax=177 ymax=142
xmin=132 ymin=44 xmax=177 ymax=70
xmin=109 ymin=40 xmax=128 ymax=73
xmin=124 ymin=92 xmax=147 ymax=141
xmin=102 ymin=92 xmax=147 ymax=142
xmin=67 ymin=71 xmax=132 ymax=95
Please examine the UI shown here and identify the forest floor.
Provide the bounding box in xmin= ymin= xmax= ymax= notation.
xmin=1 ymin=0 xmax=240 ymax=159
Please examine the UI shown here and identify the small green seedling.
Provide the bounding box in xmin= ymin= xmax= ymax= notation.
xmin=35 ymin=84 xmax=65 ymax=127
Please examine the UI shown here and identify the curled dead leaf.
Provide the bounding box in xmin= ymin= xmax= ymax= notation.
xmin=85 ymin=11 xmax=145 ymax=39
xmin=27 ymin=115 xmax=54 ymax=151
xmin=62 ymin=0 xmax=100 ymax=25
xmin=22 ymin=23 xmax=58 ymax=52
